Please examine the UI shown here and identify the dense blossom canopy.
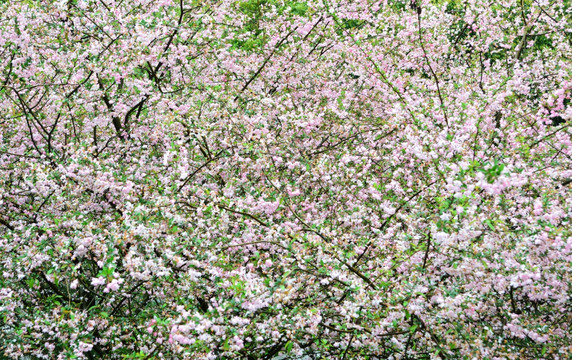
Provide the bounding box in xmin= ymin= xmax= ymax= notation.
xmin=0 ymin=0 xmax=571 ymax=359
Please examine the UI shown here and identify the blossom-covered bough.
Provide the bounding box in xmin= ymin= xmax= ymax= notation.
xmin=0 ymin=0 xmax=571 ymax=358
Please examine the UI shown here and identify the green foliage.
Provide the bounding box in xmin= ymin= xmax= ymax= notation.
xmin=230 ymin=0 xmax=311 ymax=51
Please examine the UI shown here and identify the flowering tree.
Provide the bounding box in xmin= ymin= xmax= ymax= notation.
xmin=0 ymin=0 xmax=571 ymax=358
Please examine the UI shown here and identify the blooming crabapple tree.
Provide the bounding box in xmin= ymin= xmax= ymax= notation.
xmin=0 ymin=0 xmax=571 ymax=358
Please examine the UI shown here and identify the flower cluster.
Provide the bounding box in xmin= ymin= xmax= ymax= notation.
xmin=0 ymin=0 xmax=571 ymax=359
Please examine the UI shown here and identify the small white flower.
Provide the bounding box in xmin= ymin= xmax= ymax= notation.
xmin=91 ymin=277 xmax=106 ymax=287
xmin=70 ymin=279 xmax=79 ymax=289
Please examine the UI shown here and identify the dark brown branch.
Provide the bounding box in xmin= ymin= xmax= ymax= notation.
xmin=235 ymin=27 xmax=298 ymax=100
xmin=417 ymin=10 xmax=449 ymax=128
xmin=422 ymin=233 xmax=432 ymax=269
xmin=0 ymin=217 xmax=14 ymax=231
